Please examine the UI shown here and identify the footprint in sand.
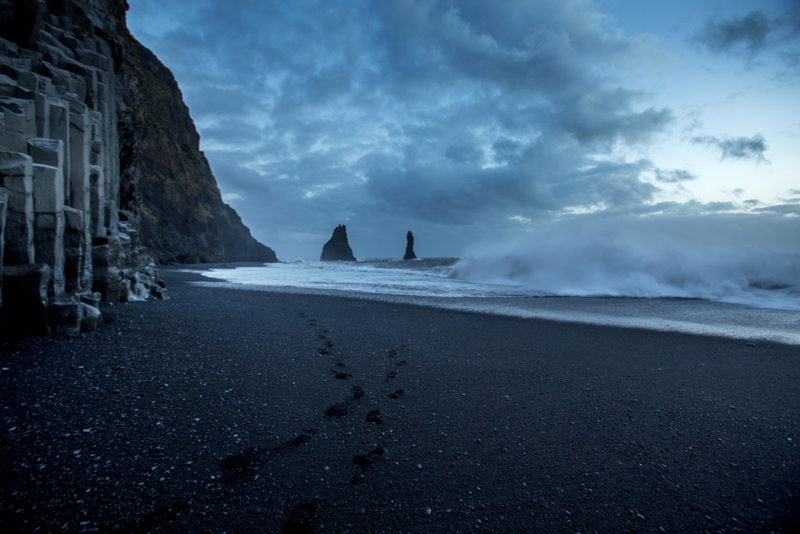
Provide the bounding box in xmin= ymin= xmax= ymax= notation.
xmin=353 ymin=446 xmax=384 ymax=468
xmin=388 ymin=390 xmax=405 ymax=399
xmin=283 ymin=501 xmax=318 ymax=534
xmin=325 ymin=403 xmax=347 ymax=417
xmin=324 ymin=386 xmax=365 ymax=417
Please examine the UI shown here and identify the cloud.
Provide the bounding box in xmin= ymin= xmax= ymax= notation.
xmin=654 ymin=169 xmax=697 ymax=183
xmin=691 ymin=8 xmax=800 ymax=71
xmin=131 ymin=0 xmax=797 ymax=259
xmin=692 ymin=11 xmax=773 ymax=57
xmin=755 ymin=203 xmax=800 ymax=216
xmin=444 ymin=140 xmax=484 ymax=165
xmin=704 ymin=201 xmax=739 ymax=212
xmin=221 ymin=192 xmax=242 ymax=203
xmin=691 ymin=134 xmax=768 ymax=163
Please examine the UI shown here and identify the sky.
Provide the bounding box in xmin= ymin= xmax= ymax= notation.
xmin=126 ymin=0 xmax=800 ymax=261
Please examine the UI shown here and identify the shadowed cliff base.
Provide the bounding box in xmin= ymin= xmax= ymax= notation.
xmin=0 ymin=0 xmax=176 ymax=339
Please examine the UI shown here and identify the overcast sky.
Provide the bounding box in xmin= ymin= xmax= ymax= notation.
xmin=126 ymin=0 xmax=800 ymax=260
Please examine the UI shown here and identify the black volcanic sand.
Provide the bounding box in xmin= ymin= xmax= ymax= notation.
xmin=1 ymin=267 xmax=798 ymax=534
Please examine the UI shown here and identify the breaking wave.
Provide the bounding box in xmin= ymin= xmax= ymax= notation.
xmin=449 ymin=216 xmax=800 ymax=310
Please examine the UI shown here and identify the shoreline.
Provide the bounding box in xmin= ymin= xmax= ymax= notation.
xmin=176 ymin=263 xmax=800 ymax=346
xmin=1 ymin=267 xmax=798 ymax=533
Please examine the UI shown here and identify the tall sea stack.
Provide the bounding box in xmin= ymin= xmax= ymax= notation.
xmin=320 ymin=225 xmax=356 ymax=261
xmin=404 ymin=231 xmax=416 ymax=260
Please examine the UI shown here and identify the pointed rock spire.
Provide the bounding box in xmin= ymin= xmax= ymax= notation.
xmin=403 ymin=231 xmax=417 ymax=260
xmin=321 ymin=224 xmax=357 ymax=261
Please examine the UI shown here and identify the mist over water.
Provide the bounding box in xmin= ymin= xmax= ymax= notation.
xmin=193 ymin=214 xmax=799 ymax=344
xmin=451 ymin=216 xmax=800 ymax=310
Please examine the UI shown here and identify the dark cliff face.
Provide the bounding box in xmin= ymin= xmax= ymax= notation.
xmin=99 ymin=0 xmax=144 ymax=218
xmin=0 ymin=0 xmax=278 ymax=265
xmin=321 ymin=224 xmax=356 ymax=261
xmin=132 ymin=41 xmax=277 ymax=264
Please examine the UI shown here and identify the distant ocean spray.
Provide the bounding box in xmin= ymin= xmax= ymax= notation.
xmin=450 ymin=227 xmax=800 ymax=311
xmin=200 ymin=221 xmax=800 ymax=311
xmin=195 ymin=216 xmax=799 ymax=343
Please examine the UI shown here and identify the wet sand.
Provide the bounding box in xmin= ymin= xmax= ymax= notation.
xmin=1 ymin=266 xmax=798 ymax=533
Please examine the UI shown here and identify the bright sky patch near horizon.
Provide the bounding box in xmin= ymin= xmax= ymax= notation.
xmin=126 ymin=0 xmax=799 ymax=260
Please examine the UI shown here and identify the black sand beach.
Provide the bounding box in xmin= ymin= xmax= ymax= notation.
xmin=1 ymin=267 xmax=798 ymax=533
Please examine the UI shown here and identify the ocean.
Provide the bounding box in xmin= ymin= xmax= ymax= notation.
xmin=190 ymin=256 xmax=800 ymax=346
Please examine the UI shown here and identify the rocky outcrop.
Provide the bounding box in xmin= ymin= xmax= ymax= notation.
xmin=0 ymin=0 xmax=277 ymax=336
xmin=321 ymin=224 xmax=356 ymax=262
xmin=0 ymin=0 xmax=156 ymax=338
xmin=403 ymin=230 xmax=416 ymax=260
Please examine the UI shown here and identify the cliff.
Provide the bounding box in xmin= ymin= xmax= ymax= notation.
xmin=0 ymin=0 xmax=275 ymax=337
xmin=2 ymin=0 xmax=277 ymax=266
xmin=134 ymin=41 xmax=276 ymax=264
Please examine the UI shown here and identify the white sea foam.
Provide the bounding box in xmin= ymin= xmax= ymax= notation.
xmin=192 ymin=217 xmax=800 ymax=344
xmin=199 ymin=258 xmax=502 ymax=298
xmin=451 ymin=216 xmax=800 ymax=311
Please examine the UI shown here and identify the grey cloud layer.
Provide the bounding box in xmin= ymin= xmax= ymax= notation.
xmin=691 ymin=7 xmax=800 ymax=70
xmin=691 ymin=134 xmax=768 ymax=163
xmin=128 ymin=0 xmax=788 ymax=257
xmin=654 ymin=169 xmax=697 ymax=183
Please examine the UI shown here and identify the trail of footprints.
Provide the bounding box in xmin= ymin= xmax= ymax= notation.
xmin=217 ymin=311 xmax=414 ymax=531
xmin=310 ymin=315 xmax=410 ymax=491
xmin=311 ymin=314 xmax=412 ymax=479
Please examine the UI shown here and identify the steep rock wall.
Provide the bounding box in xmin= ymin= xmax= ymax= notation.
xmin=2 ymin=0 xmax=277 ymax=267
xmin=0 ymin=0 xmax=276 ymax=336
xmin=134 ymin=42 xmax=276 ymax=264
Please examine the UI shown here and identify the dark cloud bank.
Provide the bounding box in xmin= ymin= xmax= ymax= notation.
xmin=130 ymin=0 xmax=797 ymax=259
xmin=691 ymin=134 xmax=769 ymax=163
xmin=691 ymin=6 xmax=800 ymax=71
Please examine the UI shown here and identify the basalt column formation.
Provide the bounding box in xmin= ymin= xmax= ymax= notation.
xmin=0 ymin=0 xmax=167 ymax=337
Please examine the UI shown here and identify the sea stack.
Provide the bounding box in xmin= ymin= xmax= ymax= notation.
xmin=321 ymin=225 xmax=357 ymax=261
xmin=404 ymin=231 xmax=417 ymax=260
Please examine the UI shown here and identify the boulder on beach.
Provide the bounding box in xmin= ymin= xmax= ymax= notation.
xmin=404 ymin=231 xmax=417 ymax=260
xmin=321 ymin=225 xmax=357 ymax=261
